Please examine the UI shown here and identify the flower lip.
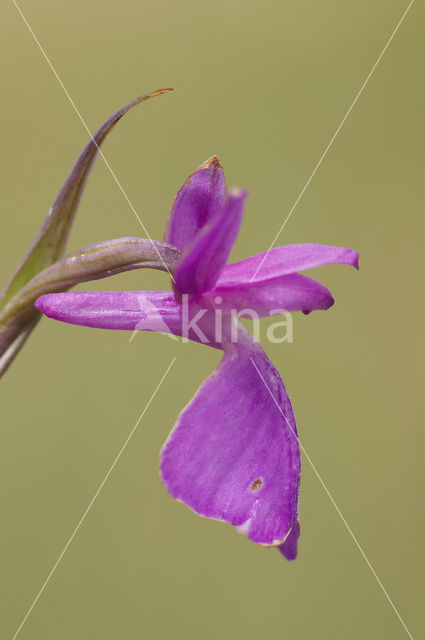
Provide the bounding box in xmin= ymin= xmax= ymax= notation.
xmin=160 ymin=330 xmax=301 ymax=548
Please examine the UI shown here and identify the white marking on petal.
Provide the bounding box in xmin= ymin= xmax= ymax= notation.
xmin=236 ymin=517 xmax=252 ymax=536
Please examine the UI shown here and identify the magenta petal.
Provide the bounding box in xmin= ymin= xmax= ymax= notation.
xmin=174 ymin=189 xmax=246 ymax=296
xmin=210 ymin=272 xmax=334 ymax=316
xmin=160 ymin=329 xmax=301 ymax=548
xmin=35 ymin=291 xmax=223 ymax=348
xmin=164 ymin=156 xmax=226 ymax=252
xmin=218 ymin=244 xmax=359 ymax=285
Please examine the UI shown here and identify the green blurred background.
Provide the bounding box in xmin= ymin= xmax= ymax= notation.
xmin=1 ymin=1 xmax=423 ymax=638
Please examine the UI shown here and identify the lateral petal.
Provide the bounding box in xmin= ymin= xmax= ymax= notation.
xmin=209 ymin=272 xmax=334 ymax=316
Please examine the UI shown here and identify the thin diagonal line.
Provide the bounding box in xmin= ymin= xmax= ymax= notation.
xmin=12 ymin=0 xmax=175 ymax=282
xmin=250 ymin=357 xmax=413 ymax=639
xmin=11 ymin=357 xmax=176 ymax=640
xmin=250 ymin=0 xmax=415 ymax=282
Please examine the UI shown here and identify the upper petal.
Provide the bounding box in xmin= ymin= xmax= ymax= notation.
xmin=164 ymin=156 xmax=226 ymax=252
xmin=174 ymin=189 xmax=246 ymax=296
xmin=218 ymin=244 xmax=359 ymax=285
xmin=160 ymin=326 xmax=301 ymax=549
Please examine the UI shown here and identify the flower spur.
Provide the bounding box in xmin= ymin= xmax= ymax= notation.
xmin=36 ymin=156 xmax=358 ymax=560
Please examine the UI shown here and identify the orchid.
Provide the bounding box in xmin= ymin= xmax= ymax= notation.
xmin=36 ymin=156 xmax=358 ymax=560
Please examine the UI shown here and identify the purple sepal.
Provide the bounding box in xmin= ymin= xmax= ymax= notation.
xmin=35 ymin=291 xmax=224 ymax=350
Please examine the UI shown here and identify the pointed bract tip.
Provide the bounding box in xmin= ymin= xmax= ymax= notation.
xmin=150 ymin=87 xmax=175 ymax=95
xmin=135 ymin=88 xmax=175 ymax=105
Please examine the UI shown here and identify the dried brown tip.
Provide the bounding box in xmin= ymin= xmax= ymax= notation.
xmin=149 ymin=88 xmax=175 ymax=97
xmin=134 ymin=88 xmax=175 ymax=106
xmin=198 ymin=155 xmax=222 ymax=170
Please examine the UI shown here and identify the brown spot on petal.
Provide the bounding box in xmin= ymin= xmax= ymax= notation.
xmin=251 ymin=478 xmax=263 ymax=493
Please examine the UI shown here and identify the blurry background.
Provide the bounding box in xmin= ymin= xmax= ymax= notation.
xmin=0 ymin=1 xmax=423 ymax=638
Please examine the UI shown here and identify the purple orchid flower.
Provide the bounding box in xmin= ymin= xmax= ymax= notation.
xmin=35 ymin=157 xmax=358 ymax=560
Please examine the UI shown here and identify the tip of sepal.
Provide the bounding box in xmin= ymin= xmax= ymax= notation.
xmin=178 ymin=156 xmax=224 ymax=192
xmin=198 ymin=155 xmax=222 ymax=170
xmin=345 ymin=249 xmax=359 ymax=270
